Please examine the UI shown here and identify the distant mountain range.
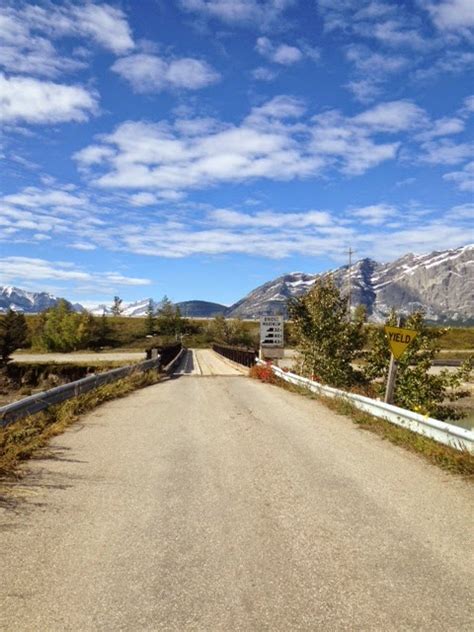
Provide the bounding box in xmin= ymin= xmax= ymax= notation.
xmin=1 ymin=244 xmax=473 ymax=324
xmin=226 ymin=244 xmax=474 ymax=323
xmin=0 ymin=286 xmax=83 ymax=315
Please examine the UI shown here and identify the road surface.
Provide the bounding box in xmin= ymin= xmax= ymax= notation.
xmin=175 ymin=348 xmax=248 ymax=376
xmin=1 ymin=351 xmax=473 ymax=630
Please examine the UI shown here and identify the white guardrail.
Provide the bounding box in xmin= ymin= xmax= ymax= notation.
xmin=257 ymin=360 xmax=474 ymax=453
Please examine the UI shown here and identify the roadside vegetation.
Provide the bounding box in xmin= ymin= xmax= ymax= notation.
xmin=286 ymin=279 xmax=472 ymax=422
xmin=0 ymin=369 xmax=160 ymax=478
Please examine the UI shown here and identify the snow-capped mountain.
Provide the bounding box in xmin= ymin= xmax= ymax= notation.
xmin=226 ymin=244 xmax=474 ymax=323
xmin=0 ymin=286 xmax=83 ymax=314
xmin=88 ymin=298 xmax=162 ymax=317
xmin=2 ymin=245 xmax=472 ymax=323
xmin=88 ymin=299 xmax=228 ymax=317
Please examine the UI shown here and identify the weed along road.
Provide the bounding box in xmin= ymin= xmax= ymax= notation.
xmin=1 ymin=351 xmax=473 ymax=630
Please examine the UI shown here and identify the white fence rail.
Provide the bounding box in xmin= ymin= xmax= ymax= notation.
xmin=258 ymin=361 xmax=474 ymax=453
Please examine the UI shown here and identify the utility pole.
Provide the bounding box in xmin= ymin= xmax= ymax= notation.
xmin=347 ymin=247 xmax=353 ymax=320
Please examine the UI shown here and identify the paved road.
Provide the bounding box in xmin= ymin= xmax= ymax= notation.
xmin=1 ymin=363 xmax=473 ymax=630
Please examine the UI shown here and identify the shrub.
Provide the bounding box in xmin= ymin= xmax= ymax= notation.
xmin=249 ymin=363 xmax=278 ymax=384
xmin=288 ymin=278 xmax=366 ymax=388
xmin=364 ymin=310 xmax=473 ymax=420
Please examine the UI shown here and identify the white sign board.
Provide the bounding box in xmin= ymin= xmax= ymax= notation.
xmin=260 ymin=316 xmax=284 ymax=347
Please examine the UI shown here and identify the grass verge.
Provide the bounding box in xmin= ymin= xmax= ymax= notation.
xmin=0 ymin=369 xmax=160 ymax=478
xmin=249 ymin=365 xmax=474 ymax=479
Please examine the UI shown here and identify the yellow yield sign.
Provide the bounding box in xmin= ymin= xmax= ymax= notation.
xmin=384 ymin=326 xmax=418 ymax=360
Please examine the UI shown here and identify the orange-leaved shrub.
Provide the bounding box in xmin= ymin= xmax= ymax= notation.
xmin=249 ymin=364 xmax=277 ymax=384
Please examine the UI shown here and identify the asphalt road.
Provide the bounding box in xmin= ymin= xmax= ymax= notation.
xmin=1 ymin=352 xmax=473 ymax=631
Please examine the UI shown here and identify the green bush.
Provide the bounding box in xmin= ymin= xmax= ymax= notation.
xmin=288 ymin=278 xmax=366 ymax=388
xmin=364 ymin=311 xmax=473 ymax=420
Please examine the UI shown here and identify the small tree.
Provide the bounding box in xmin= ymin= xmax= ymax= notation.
xmin=0 ymin=310 xmax=29 ymax=364
xmin=144 ymin=299 xmax=156 ymax=336
xmin=156 ymin=296 xmax=182 ymax=338
xmin=111 ymin=296 xmax=123 ymax=317
xmin=364 ymin=310 xmax=472 ymax=420
xmin=288 ymin=278 xmax=366 ymax=388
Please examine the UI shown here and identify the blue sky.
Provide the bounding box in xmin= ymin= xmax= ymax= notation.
xmin=0 ymin=0 xmax=473 ymax=307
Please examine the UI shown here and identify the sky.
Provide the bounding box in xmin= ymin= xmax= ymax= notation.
xmin=0 ymin=0 xmax=473 ymax=308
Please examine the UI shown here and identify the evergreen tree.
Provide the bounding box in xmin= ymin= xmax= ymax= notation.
xmin=0 ymin=310 xmax=29 ymax=364
xmin=156 ymin=296 xmax=182 ymax=337
xmin=111 ymin=296 xmax=123 ymax=317
xmin=145 ymin=299 xmax=156 ymax=336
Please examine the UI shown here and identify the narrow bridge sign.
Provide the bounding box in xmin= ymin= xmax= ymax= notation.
xmin=384 ymin=326 xmax=417 ymax=360
xmin=260 ymin=316 xmax=284 ymax=347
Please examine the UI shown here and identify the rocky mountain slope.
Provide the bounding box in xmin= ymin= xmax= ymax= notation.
xmin=176 ymin=301 xmax=227 ymax=317
xmin=2 ymin=245 xmax=472 ymax=323
xmin=0 ymin=286 xmax=83 ymax=314
xmin=227 ymin=244 xmax=474 ymax=323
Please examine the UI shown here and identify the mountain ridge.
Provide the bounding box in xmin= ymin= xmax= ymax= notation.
xmin=1 ymin=245 xmax=472 ymax=324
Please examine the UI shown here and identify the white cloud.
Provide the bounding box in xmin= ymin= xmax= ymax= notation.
xmin=345 ymin=79 xmax=382 ymax=104
xmin=178 ymin=0 xmax=294 ymax=28
xmin=415 ymin=116 xmax=465 ymax=141
xmin=352 ymin=100 xmax=427 ymax=132
xmin=3 ymin=187 xmax=87 ymax=209
xmin=74 ymin=97 xmax=324 ymax=190
xmin=251 ymin=66 xmax=278 ymax=81
xmin=68 ymin=3 xmax=134 ymax=54
xmin=22 ymin=2 xmax=134 ymax=55
xmin=0 ymin=3 xmax=134 ymax=78
xmin=420 ymin=139 xmax=474 ymax=165
xmin=349 ymin=204 xmax=397 ymax=225
xmin=210 ymin=208 xmax=333 ymax=227
xmin=443 ymin=161 xmax=474 ymax=191
xmin=70 ymin=243 xmax=97 ymax=251
xmin=256 ymin=37 xmax=303 ymax=65
xmin=0 ymin=257 xmax=150 ymax=287
xmin=74 ymin=96 xmax=422 ymax=189
xmin=344 ymin=45 xmax=409 ymax=102
xmin=111 ymin=54 xmax=220 ymax=93
xmin=0 ymin=11 xmax=85 ymax=77
xmin=129 ymin=192 xmax=159 ymax=207
xmin=310 ymin=110 xmax=400 ymax=175
xmin=414 ymin=51 xmax=474 ymax=81
xmin=425 ymin=0 xmax=474 ymax=32
xmin=461 ymin=95 xmax=474 ymax=114
xmin=317 ymin=1 xmax=428 ymax=49
xmin=0 ymin=73 xmax=98 ymax=124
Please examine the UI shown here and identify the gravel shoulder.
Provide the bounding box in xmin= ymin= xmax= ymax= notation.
xmin=1 ymin=375 xmax=472 ymax=630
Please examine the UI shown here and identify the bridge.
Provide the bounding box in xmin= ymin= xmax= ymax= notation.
xmin=1 ymin=349 xmax=472 ymax=630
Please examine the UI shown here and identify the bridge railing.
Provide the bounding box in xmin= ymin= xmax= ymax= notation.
xmin=213 ymin=343 xmax=257 ymax=367
xmin=258 ymin=360 xmax=474 ymax=453
xmin=0 ymin=345 xmax=184 ymax=427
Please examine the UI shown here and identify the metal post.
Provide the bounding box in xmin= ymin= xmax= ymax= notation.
xmin=384 ymin=354 xmax=397 ymax=404
xmin=384 ymin=315 xmax=401 ymax=404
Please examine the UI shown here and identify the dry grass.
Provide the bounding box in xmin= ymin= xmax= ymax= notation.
xmin=250 ymin=371 xmax=474 ymax=479
xmin=0 ymin=370 xmax=160 ymax=478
